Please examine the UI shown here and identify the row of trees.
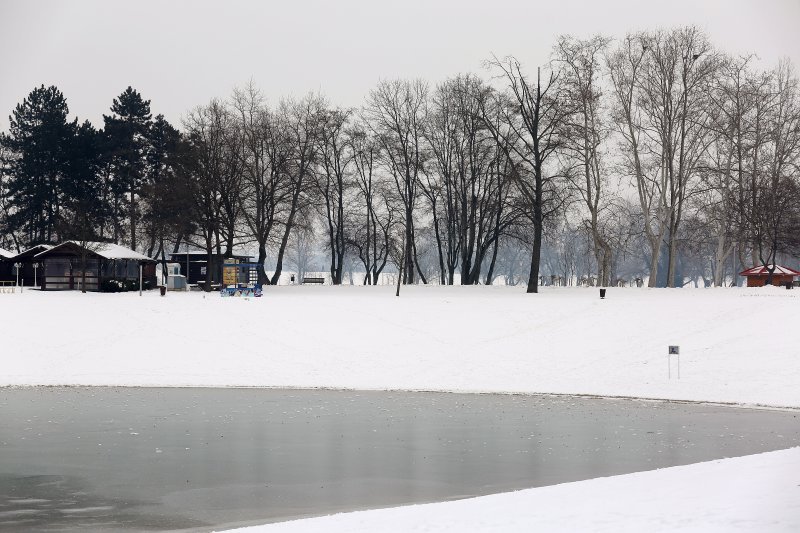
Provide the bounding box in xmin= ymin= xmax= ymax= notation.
xmin=0 ymin=85 xmax=184 ymax=260
xmin=2 ymin=27 xmax=799 ymax=291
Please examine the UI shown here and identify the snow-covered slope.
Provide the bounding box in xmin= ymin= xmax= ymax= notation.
xmin=2 ymin=285 xmax=798 ymax=408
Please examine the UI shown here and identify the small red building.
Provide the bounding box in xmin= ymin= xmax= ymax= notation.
xmin=739 ymin=264 xmax=800 ymax=287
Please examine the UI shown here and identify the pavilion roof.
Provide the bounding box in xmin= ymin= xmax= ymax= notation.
xmin=739 ymin=264 xmax=800 ymax=276
xmin=8 ymin=244 xmax=53 ymax=261
xmin=35 ymin=241 xmax=154 ymax=262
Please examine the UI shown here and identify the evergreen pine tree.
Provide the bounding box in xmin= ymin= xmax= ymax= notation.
xmin=103 ymin=86 xmax=152 ymax=250
xmin=61 ymin=120 xmax=106 ymax=242
xmin=61 ymin=120 xmax=107 ymax=293
xmin=142 ymin=114 xmax=187 ymax=267
xmin=0 ymin=85 xmax=75 ymax=245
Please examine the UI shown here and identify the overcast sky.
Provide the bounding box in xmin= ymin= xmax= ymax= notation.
xmin=1 ymin=0 xmax=799 ymax=131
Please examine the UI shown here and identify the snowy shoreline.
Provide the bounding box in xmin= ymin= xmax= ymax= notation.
xmin=224 ymin=447 xmax=800 ymax=533
xmin=6 ymin=383 xmax=800 ymax=415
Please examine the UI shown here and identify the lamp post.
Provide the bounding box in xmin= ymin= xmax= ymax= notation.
xmin=33 ymin=263 xmax=39 ymax=287
xmin=13 ymin=262 xmax=21 ymax=288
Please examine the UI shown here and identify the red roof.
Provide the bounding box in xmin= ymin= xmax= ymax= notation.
xmin=739 ymin=264 xmax=800 ymax=276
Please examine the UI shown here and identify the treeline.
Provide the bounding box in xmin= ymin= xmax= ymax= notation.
xmin=0 ymin=86 xmax=184 ymax=260
xmin=1 ymin=27 xmax=799 ymax=291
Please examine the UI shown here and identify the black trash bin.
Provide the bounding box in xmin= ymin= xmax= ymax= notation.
xmin=600 ymin=288 xmax=606 ymax=299
xmin=160 ymin=285 xmax=166 ymax=296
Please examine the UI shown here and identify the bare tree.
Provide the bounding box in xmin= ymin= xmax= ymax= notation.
xmin=609 ymin=28 xmax=719 ymax=287
xmin=232 ymin=84 xmax=290 ymax=285
xmin=286 ymin=217 xmax=316 ymax=282
xmin=347 ymin=123 xmax=395 ymax=284
xmin=365 ymin=79 xmax=428 ymax=284
xmin=698 ymin=56 xmax=749 ymax=286
xmin=482 ymin=57 xmax=570 ymax=293
xmin=269 ymin=95 xmax=324 ymax=285
xmin=182 ymin=100 xmax=236 ymax=291
xmin=424 ymin=74 xmax=518 ymax=285
xmin=314 ymin=105 xmax=353 ymax=284
xmin=751 ymin=62 xmax=800 ymax=283
xmin=555 ymin=35 xmax=615 ymax=287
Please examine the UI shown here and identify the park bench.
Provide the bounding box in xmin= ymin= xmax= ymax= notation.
xmin=302 ymin=277 xmax=325 ymax=285
xmin=0 ymin=281 xmax=15 ymax=293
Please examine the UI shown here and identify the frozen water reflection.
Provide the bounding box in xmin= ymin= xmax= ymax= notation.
xmin=1 ymin=387 xmax=798 ymax=531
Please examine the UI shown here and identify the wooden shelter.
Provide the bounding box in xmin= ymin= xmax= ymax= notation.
xmin=0 ymin=244 xmax=52 ymax=286
xmin=35 ymin=241 xmax=156 ymax=291
xmin=739 ymin=264 xmax=800 ymax=287
xmin=169 ymin=251 xmax=255 ymax=288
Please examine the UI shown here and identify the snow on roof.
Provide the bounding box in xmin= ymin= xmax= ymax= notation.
xmin=92 ymin=242 xmax=154 ymax=261
xmin=35 ymin=241 xmax=154 ymax=261
xmin=19 ymin=244 xmax=52 ymax=254
xmin=6 ymin=244 xmax=53 ymax=260
xmin=739 ymin=264 xmax=800 ymax=276
xmin=0 ymin=248 xmax=13 ymax=259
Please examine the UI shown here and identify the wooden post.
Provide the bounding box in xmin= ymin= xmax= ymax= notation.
xmin=395 ymin=235 xmax=406 ymax=297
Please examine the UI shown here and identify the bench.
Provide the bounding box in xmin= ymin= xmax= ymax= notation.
xmin=302 ymin=277 xmax=325 ymax=285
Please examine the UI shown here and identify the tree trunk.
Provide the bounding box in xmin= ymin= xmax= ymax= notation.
xmin=526 ymin=224 xmax=542 ymax=293
xmin=257 ymin=243 xmax=268 ymax=285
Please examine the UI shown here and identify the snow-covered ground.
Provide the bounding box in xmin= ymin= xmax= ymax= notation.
xmin=2 ymin=285 xmax=798 ymax=531
xmin=2 ymin=285 xmax=799 ymax=408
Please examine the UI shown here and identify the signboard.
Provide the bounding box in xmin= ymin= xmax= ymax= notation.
xmin=223 ymin=263 xmax=238 ymax=286
xmin=668 ymin=345 xmax=680 ymax=380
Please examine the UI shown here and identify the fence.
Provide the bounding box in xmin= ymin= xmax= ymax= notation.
xmin=0 ymin=281 xmax=16 ymax=293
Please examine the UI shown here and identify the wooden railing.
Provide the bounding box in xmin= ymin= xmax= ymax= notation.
xmin=0 ymin=281 xmax=16 ymax=293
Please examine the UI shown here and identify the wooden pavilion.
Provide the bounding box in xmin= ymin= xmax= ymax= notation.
xmin=0 ymin=244 xmax=52 ymax=286
xmin=35 ymin=241 xmax=156 ymax=291
xmin=739 ymin=264 xmax=800 ymax=287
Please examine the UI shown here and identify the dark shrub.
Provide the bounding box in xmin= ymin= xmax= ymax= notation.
xmin=100 ymin=279 xmax=124 ymax=292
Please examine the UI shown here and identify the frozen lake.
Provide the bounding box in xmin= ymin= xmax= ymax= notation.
xmin=1 ymin=387 xmax=798 ymax=531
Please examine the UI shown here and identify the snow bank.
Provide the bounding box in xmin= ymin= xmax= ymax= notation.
xmin=224 ymin=446 xmax=800 ymax=533
xmin=2 ymin=285 xmax=798 ymax=408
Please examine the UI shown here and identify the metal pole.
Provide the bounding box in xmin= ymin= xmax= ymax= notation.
xmin=139 ymin=264 xmax=142 ymax=296
xmin=186 ymin=243 xmax=190 ymax=291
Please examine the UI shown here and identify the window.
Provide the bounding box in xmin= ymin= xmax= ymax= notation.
xmin=45 ymin=259 xmax=71 ymax=276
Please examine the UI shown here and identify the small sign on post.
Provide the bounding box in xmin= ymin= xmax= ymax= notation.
xmin=668 ymin=345 xmax=680 ymax=379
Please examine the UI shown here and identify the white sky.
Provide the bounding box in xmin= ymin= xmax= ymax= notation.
xmin=1 ymin=0 xmax=799 ymax=131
